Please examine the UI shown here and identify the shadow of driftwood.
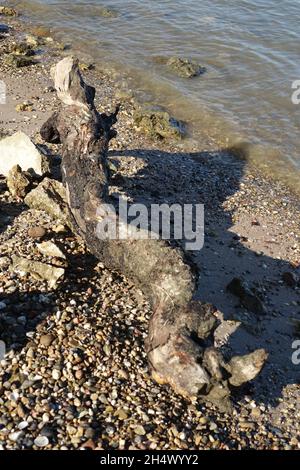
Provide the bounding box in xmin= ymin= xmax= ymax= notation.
xmin=0 ymin=145 xmax=299 ymax=410
xmin=108 ymin=147 xmax=300 ymax=407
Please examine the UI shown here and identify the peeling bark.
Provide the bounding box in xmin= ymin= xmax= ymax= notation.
xmin=40 ymin=57 xmax=267 ymax=410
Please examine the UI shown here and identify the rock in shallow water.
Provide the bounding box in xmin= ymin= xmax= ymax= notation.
xmin=134 ymin=108 xmax=185 ymax=140
xmin=167 ymin=57 xmax=206 ymax=78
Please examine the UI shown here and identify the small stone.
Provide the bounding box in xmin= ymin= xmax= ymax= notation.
xmin=28 ymin=226 xmax=46 ymax=239
xmin=42 ymin=413 xmax=50 ymax=423
xmin=134 ymin=425 xmax=146 ymax=436
xmin=199 ymin=417 xmax=208 ymax=425
xmin=103 ymin=343 xmax=111 ymax=356
xmin=209 ymin=421 xmax=218 ymax=431
xmin=74 ymin=398 xmax=81 ymax=407
xmin=80 ymin=439 xmax=96 ymax=450
xmin=26 ymin=35 xmax=41 ymax=47
xmin=52 ymin=369 xmax=61 ymax=380
xmin=7 ymin=165 xmax=32 ymax=199
xmin=40 ymin=334 xmax=54 ymax=347
xmin=18 ymin=421 xmax=29 ymax=430
xmin=37 ymin=241 xmax=66 ymax=260
xmin=239 ymin=421 xmax=256 ymax=431
xmin=34 ymin=435 xmax=49 ymax=447
xmin=75 ymin=369 xmax=83 ymax=380
xmin=9 ymin=431 xmax=23 ymax=442
xmin=16 ymin=102 xmax=33 ymax=112
xmin=0 ymin=256 xmax=10 ymax=268
xmin=251 ymin=407 xmax=261 ymax=419
xmin=115 ymin=409 xmax=128 ymax=420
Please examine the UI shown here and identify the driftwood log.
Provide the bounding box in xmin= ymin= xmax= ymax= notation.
xmin=40 ymin=57 xmax=267 ymax=411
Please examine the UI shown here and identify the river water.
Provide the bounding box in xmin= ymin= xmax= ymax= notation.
xmin=12 ymin=0 xmax=300 ymax=193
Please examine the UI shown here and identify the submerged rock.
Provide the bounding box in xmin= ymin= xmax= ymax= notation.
xmin=6 ymin=165 xmax=32 ymax=199
xmin=10 ymin=254 xmax=65 ymax=289
xmin=25 ymin=178 xmax=73 ymax=229
xmin=134 ymin=108 xmax=185 ymax=140
xmin=167 ymin=57 xmax=206 ymax=78
xmin=0 ymin=132 xmax=49 ymax=177
xmin=227 ymin=277 xmax=266 ymax=314
xmin=99 ymin=7 xmax=118 ymax=18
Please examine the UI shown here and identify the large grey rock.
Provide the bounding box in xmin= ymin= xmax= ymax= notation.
xmin=24 ymin=178 xmax=73 ymax=229
xmin=10 ymin=254 xmax=65 ymax=289
xmin=226 ymin=349 xmax=268 ymax=387
xmin=0 ymin=132 xmax=49 ymax=177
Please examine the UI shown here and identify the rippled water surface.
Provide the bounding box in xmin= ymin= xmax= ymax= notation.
xmin=13 ymin=0 xmax=300 ymax=191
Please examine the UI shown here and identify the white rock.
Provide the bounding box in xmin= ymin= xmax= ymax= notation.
xmin=34 ymin=436 xmax=49 ymax=447
xmin=0 ymin=132 xmax=48 ymax=177
xmin=52 ymin=369 xmax=61 ymax=380
xmin=9 ymin=431 xmax=23 ymax=442
xmin=18 ymin=421 xmax=29 ymax=430
xmin=10 ymin=390 xmax=19 ymax=402
xmin=37 ymin=241 xmax=66 ymax=260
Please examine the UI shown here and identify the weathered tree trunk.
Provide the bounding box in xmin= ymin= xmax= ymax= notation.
xmin=40 ymin=57 xmax=267 ymax=411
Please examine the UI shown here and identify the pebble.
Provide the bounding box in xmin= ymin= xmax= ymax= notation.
xmin=9 ymin=431 xmax=23 ymax=442
xmin=134 ymin=425 xmax=146 ymax=436
xmin=52 ymin=369 xmax=61 ymax=380
xmin=18 ymin=421 xmax=29 ymax=430
xmin=34 ymin=436 xmax=49 ymax=448
xmin=40 ymin=334 xmax=54 ymax=347
xmin=28 ymin=226 xmax=46 ymax=239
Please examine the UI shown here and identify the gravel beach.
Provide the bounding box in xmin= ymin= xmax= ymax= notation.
xmin=0 ymin=13 xmax=299 ymax=450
